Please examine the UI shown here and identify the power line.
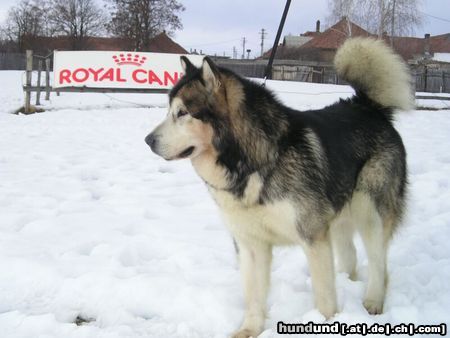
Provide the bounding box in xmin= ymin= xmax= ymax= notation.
xmin=420 ymin=11 xmax=450 ymax=23
xmin=184 ymin=37 xmax=241 ymax=48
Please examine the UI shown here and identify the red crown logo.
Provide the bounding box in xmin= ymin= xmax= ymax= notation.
xmin=112 ymin=53 xmax=147 ymax=66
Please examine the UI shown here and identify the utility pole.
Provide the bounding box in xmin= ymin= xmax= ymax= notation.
xmin=259 ymin=28 xmax=266 ymax=57
xmin=232 ymin=46 xmax=237 ymax=59
xmin=264 ymin=0 xmax=292 ymax=80
xmin=241 ymin=37 xmax=246 ymax=59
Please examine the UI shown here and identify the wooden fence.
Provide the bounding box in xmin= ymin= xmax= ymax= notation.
xmin=414 ymin=68 xmax=450 ymax=93
xmin=23 ymin=51 xmax=54 ymax=113
xmin=215 ymin=60 xmax=266 ymax=78
xmin=217 ymin=60 xmax=450 ymax=94
xmin=0 ymin=52 xmax=26 ymax=70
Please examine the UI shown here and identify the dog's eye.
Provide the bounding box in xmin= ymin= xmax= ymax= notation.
xmin=177 ymin=110 xmax=188 ymax=118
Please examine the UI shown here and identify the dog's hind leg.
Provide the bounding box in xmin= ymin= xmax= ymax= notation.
xmin=304 ymin=230 xmax=337 ymax=319
xmin=353 ymin=193 xmax=387 ymax=315
xmin=232 ymin=240 xmax=272 ymax=338
xmin=330 ymin=217 xmax=357 ymax=280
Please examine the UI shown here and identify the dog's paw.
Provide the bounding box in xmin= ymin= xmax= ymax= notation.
xmin=363 ymin=298 xmax=383 ymax=315
xmin=349 ymin=269 xmax=358 ymax=281
xmin=316 ymin=299 xmax=337 ymax=320
xmin=231 ymin=328 xmax=259 ymax=338
xmin=318 ymin=307 xmax=337 ymax=320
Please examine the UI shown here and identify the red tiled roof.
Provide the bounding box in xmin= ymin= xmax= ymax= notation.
xmin=388 ymin=36 xmax=425 ymax=60
xmin=388 ymin=34 xmax=450 ymax=60
xmin=431 ymin=33 xmax=450 ymax=40
xmin=302 ymin=31 xmax=320 ymax=37
xmin=146 ymin=32 xmax=188 ymax=54
xmin=300 ymin=18 xmax=372 ymax=50
xmin=261 ymin=44 xmax=327 ymax=61
xmin=85 ymin=37 xmax=132 ymax=50
xmin=429 ymin=34 xmax=450 ymax=52
xmin=260 ymin=18 xmax=372 ymax=60
xmin=23 ymin=32 xmax=187 ymax=54
xmin=262 ymin=18 xmax=450 ymax=62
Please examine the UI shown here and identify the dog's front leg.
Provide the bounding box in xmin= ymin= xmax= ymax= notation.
xmin=304 ymin=229 xmax=337 ymax=319
xmin=232 ymin=240 xmax=272 ymax=338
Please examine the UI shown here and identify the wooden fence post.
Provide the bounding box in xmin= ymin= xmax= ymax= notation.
xmin=36 ymin=60 xmax=42 ymax=105
xmin=24 ymin=50 xmax=33 ymax=114
xmin=45 ymin=58 xmax=51 ymax=100
xmin=445 ymin=73 xmax=448 ymax=93
xmin=424 ymin=65 xmax=428 ymax=92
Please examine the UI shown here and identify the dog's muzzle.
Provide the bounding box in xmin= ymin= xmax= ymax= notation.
xmin=145 ymin=133 xmax=158 ymax=153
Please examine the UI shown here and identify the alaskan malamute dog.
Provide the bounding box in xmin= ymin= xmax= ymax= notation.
xmin=145 ymin=38 xmax=411 ymax=338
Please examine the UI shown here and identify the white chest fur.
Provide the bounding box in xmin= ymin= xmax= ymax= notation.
xmin=209 ymin=173 xmax=301 ymax=245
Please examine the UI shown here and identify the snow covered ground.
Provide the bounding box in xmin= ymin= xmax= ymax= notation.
xmin=0 ymin=71 xmax=449 ymax=338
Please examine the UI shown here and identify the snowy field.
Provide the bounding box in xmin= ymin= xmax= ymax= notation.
xmin=0 ymin=71 xmax=449 ymax=338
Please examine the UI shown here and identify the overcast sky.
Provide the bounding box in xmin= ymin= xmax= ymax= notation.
xmin=174 ymin=0 xmax=450 ymax=57
xmin=1 ymin=0 xmax=449 ymax=57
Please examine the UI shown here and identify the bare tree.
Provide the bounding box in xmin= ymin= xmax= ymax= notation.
xmin=326 ymin=0 xmax=355 ymax=23
xmin=48 ymin=0 xmax=106 ymax=50
xmin=326 ymin=0 xmax=423 ymax=37
xmin=386 ymin=0 xmax=422 ymax=37
xmin=1 ymin=0 xmax=48 ymax=51
xmin=106 ymin=0 xmax=185 ymax=51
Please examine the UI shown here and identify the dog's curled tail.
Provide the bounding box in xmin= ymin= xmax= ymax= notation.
xmin=334 ymin=37 xmax=413 ymax=111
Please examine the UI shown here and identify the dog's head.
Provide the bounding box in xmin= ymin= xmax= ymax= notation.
xmin=145 ymin=56 xmax=227 ymax=161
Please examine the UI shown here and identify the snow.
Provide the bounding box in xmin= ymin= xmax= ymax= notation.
xmin=415 ymin=91 xmax=450 ymax=111
xmin=433 ymin=53 xmax=450 ymax=63
xmin=1 ymin=71 xmax=449 ymax=337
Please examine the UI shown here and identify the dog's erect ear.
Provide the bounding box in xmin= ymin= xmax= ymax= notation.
xmin=180 ymin=56 xmax=196 ymax=75
xmin=201 ymin=57 xmax=221 ymax=91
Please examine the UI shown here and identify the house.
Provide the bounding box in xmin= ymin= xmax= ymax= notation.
xmin=283 ymin=35 xmax=313 ymax=48
xmin=142 ymin=32 xmax=188 ymax=54
xmin=263 ymin=18 xmax=371 ymax=62
xmin=22 ymin=32 xmax=188 ymax=55
xmin=256 ymin=18 xmax=450 ymax=91
xmin=281 ymin=20 xmax=321 ymax=48
xmin=385 ymin=33 xmax=450 ymax=63
xmin=298 ymin=18 xmax=371 ymax=62
xmin=264 ymin=18 xmax=450 ymax=64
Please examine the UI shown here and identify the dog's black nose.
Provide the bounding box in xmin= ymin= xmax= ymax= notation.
xmin=145 ymin=133 xmax=157 ymax=151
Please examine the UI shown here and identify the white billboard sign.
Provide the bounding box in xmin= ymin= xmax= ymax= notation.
xmin=53 ymin=51 xmax=204 ymax=89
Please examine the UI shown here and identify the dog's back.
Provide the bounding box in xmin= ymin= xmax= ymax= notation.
xmin=283 ymin=90 xmax=407 ymax=231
